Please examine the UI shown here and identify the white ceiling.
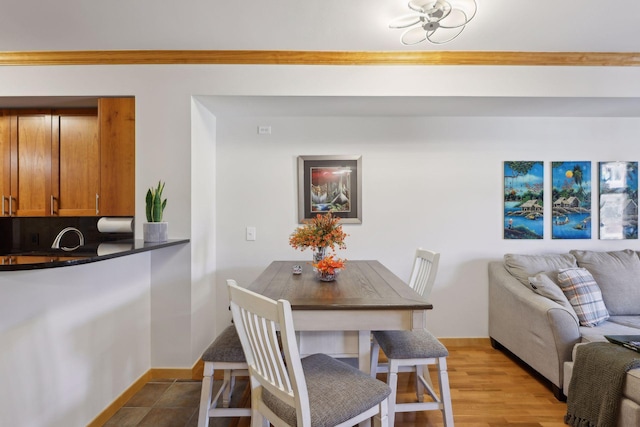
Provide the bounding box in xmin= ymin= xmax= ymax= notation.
xmin=1 ymin=0 xmax=640 ymax=52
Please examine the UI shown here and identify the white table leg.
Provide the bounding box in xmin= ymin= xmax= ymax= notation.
xmin=358 ymin=330 xmax=372 ymax=374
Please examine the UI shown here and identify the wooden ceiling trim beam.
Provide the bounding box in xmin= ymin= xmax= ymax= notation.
xmin=0 ymin=50 xmax=639 ymax=66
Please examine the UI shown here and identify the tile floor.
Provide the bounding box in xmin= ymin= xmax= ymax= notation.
xmin=103 ymin=378 xmax=248 ymax=427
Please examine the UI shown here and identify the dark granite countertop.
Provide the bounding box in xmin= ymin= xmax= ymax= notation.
xmin=0 ymin=239 xmax=189 ymax=271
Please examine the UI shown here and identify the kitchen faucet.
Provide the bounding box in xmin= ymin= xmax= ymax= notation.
xmin=51 ymin=227 xmax=85 ymax=251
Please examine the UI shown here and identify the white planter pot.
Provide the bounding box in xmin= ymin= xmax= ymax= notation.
xmin=143 ymin=222 xmax=168 ymax=242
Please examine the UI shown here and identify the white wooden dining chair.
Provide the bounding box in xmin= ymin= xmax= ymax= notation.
xmin=371 ymin=249 xmax=440 ymax=378
xmin=227 ymin=279 xmax=392 ymax=427
xmin=370 ymin=249 xmax=453 ymax=426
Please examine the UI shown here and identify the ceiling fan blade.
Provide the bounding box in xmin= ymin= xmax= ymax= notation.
xmin=389 ymin=14 xmax=423 ymax=29
xmin=439 ymin=8 xmax=470 ymax=29
xmin=400 ymin=26 xmax=428 ymax=45
xmin=425 ymin=26 xmax=465 ymax=44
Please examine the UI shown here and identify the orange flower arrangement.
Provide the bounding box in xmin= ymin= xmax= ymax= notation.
xmin=313 ymin=255 xmax=346 ymax=275
xmin=289 ymin=212 xmax=348 ymax=252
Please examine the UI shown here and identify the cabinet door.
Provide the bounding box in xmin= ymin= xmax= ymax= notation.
xmin=99 ymin=98 xmax=135 ymax=216
xmin=52 ymin=111 xmax=100 ymax=216
xmin=0 ymin=111 xmax=10 ymax=216
xmin=11 ymin=110 xmax=52 ymax=217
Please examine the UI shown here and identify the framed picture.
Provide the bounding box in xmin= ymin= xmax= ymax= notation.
xmin=503 ymin=161 xmax=544 ymax=239
xmin=599 ymin=161 xmax=638 ymax=240
xmin=551 ymin=161 xmax=592 ymax=239
xmin=297 ymin=155 xmax=362 ymax=223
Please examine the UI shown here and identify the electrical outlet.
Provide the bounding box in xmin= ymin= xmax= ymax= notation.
xmin=257 ymin=125 xmax=271 ymax=135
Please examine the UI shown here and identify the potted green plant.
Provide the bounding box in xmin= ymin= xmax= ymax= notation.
xmin=143 ymin=181 xmax=168 ymax=242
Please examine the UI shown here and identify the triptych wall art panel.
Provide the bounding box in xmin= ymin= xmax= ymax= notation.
xmin=551 ymin=162 xmax=591 ymax=240
xmin=504 ymin=161 xmax=639 ymax=240
xmin=599 ymin=161 xmax=638 ymax=240
xmin=504 ymin=161 xmax=544 ymax=240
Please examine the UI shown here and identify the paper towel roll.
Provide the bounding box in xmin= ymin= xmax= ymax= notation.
xmin=97 ymin=242 xmax=133 ymax=256
xmin=97 ymin=217 xmax=134 ymax=233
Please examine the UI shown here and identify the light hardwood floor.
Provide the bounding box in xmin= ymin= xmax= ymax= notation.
xmin=104 ymin=339 xmax=568 ymax=426
xmin=220 ymin=339 xmax=567 ymax=427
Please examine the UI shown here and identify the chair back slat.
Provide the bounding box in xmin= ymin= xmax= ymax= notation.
xmin=408 ymin=249 xmax=440 ymax=299
xmin=238 ymin=300 xmax=293 ymax=395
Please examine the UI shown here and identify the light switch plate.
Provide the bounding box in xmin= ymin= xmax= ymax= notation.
xmin=246 ymin=226 xmax=256 ymax=241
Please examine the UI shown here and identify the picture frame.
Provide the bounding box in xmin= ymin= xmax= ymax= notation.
xmin=503 ymin=161 xmax=544 ymax=239
xmin=599 ymin=161 xmax=638 ymax=240
xmin=551 ymin=161 xmax=592 ymax=239
xmin=297 ymin=155 xmax=362 ymax=224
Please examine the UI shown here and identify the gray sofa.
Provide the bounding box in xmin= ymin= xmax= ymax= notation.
xmin=488 ymin=249 xmax=640 ymax=416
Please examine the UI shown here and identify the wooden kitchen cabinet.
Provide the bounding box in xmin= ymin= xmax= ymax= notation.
xmin=52 ymin=109 xmax=100 ymax=216
xmin=98 ymin=97 xmax=135 ymax=216
xmin=0 ymin=109 xmax=54 ymax=217
xmin=52 ymin=98 xmax=135 ymax=217
xmin=0 ymin=98 xmax=134 ymax=218
xmin=10 ymin=110 xmax=53 ymax=217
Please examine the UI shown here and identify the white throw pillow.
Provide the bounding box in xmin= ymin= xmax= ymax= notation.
xmin=557 ymin=268 xmax=609 ymax=327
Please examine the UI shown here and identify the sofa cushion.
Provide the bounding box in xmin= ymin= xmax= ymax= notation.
xmin=557 ymin=268 xmax=609 ymax=327
xmin=504 ymin=253 xmax=578 ymax=286
xmin=528 ymin=273 xmax=579 ymax=322
xmin=571 ymin=249 xmax=640 ymax=315
xmin=607 ymin=316 xmax=640 ymax=330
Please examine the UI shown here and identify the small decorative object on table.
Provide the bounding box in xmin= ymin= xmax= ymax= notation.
xmin=289 ymin=212 xmax=347 ymax=262
xmin=292 ymin=265 xmax=303 ymax=275
xmin=313 ymin=255 xmax=345 ymax=282
xmin=143 ymin=180 xmax=168 ymax=243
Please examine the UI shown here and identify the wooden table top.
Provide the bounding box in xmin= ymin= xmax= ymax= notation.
xmin=247 ymin=260 xmax=432 ymax=311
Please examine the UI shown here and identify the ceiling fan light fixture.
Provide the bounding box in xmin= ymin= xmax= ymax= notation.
xmin=390 ymin=0 xmax=477 ymax=45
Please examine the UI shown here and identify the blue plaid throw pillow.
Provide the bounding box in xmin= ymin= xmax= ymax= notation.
xmin=557 ymin=268 xmax=609 ymax=327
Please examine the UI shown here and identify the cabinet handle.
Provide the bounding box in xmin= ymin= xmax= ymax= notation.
xmin=9 ymin=196 xmax=13 ymax=216
xmin=1 ymin=195 xmax=5 ymax=216
xmin=51 ymin=195 xmax=54 ymax=216
xmin=95 ymin=193 xmax=99 ymax=215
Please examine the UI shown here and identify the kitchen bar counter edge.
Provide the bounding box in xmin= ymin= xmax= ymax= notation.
xmin=0 ymin=239 xmax=190 ymax=271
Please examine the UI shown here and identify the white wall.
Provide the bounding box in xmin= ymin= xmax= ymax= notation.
xmin=214 ymin=115 xmax=640 ymax=337
xmin=2 ymin=63 xmax=640 ymax=426
xmin=0 ymin=254 xmax=150 ymax=427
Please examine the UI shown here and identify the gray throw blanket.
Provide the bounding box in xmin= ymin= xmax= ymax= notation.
xmin=565 ymin=342 xmax=640 ymax=427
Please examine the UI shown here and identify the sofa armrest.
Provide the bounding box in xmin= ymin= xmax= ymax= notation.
xmin=489 ymin=261 xmax=580 ymax=391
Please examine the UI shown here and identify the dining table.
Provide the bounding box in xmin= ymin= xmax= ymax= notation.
xmin=246 ymin=259 xmax=433 ymax=374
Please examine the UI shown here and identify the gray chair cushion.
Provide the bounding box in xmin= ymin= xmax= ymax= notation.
xmin=262 ymin=353 xmax=391 ymax=427
xmin=202 ymin=325 xmax=245 ymax=363
xmin=372 ymin=329 xmax=449 ymax=359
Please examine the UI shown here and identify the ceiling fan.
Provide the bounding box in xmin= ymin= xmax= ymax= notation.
xmin=389 ymin=0 xmax=478 ymax=45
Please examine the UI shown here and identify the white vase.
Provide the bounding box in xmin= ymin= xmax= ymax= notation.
xmin=143 ymin=222 xmax=168 ymax=242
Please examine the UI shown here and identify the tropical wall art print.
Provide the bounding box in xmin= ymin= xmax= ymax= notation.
xmin=551 ymin=162 xmax=592 ymax=239
xmin=504 ymin=161 xmax=544 ymax=239
xmin=599 ymin=161 xmax=638 ymax=240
